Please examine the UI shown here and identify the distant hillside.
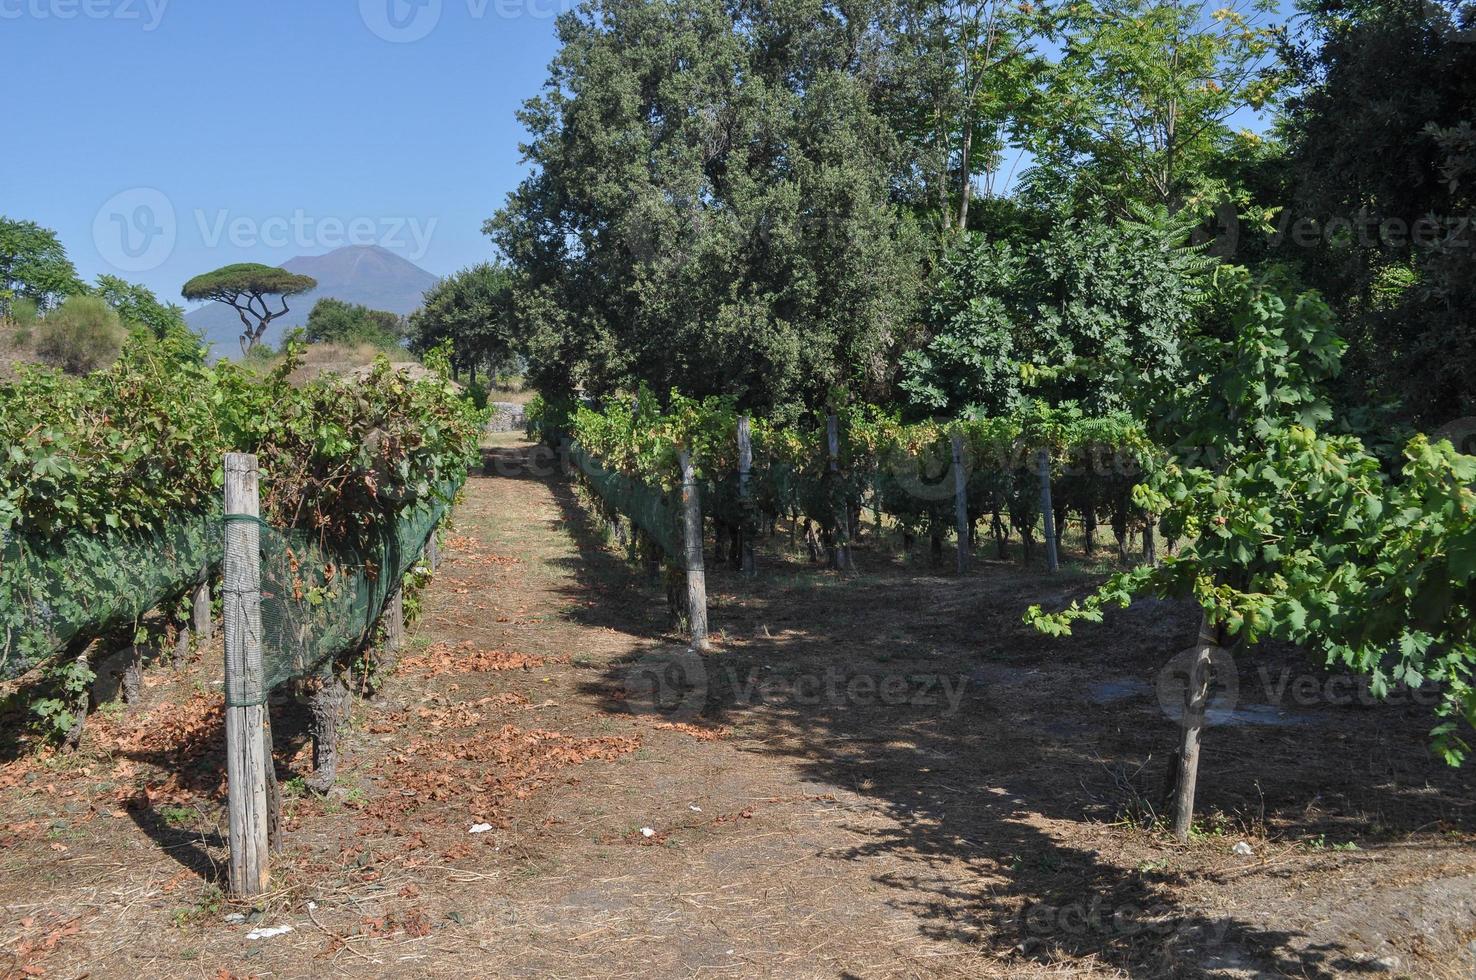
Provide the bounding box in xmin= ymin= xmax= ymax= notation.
xmin=185 ymin=246 xmax=440 ymax=356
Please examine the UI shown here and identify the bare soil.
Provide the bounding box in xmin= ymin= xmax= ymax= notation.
xmin=1 ymin=434 xmax=1472 ymax=979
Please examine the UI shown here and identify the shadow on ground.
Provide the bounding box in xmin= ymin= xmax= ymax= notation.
xmin=483 ymin=440 xmax=1474 ymax=978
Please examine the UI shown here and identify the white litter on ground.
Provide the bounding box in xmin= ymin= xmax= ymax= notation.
xmin=640 ymin=827 xmax=656 ymax=837
xmin=245 ymin=925 xmax=293 ymax=940
xmin=1232 ymin=841 xmax=1254 ymax=857
xmin=469 ymin=823 xmax=493 ymax=834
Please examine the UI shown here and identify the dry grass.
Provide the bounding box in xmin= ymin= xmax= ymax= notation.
xmin=255 ymin=341 xmax=422 ymax=386
xmin=0 ymin=433 xmax=1472 ymax=978
xmin=0 ymin=315 xmax=49 ymax=380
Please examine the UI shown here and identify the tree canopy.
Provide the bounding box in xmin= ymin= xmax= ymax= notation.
xmin=488 ymin=0 xmax=922 ymax=418
xmin=305 ymin=298 xmax=407 ymax=348
xmin=181 ymin=263 xmax=317 ymax=355
xmin=408 ymin=263 xmax=519 ymax=383
xmin=901 ymin=206 xmax=1214 ymax=417
xmin=0 ymin=217 xmax=85 ymax=315
xmin=1275 ymin=0 xmax=1476 ymax=428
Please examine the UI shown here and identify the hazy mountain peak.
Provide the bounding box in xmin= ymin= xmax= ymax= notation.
xmin=185 ymin=245 xmax=440 ymax=356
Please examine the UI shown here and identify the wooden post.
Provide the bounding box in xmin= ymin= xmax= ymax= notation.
xmin=383 ymin=584 xmax=406 ymax=654
xmin=951 ymin=433 xmax=969 ymax=574
xmin=737 ymin=416 xmax=756 ymax=578
xmin=678 ymin=449 xmax=710 ymax=650
xmin=192 ymin=574 xmax=212 ymax=641
xmin=1037 ymin=448 xmax=1059 ymax=573
xmin=827 ymin=414 xmax=851 ymax=571
xmin=426 ymin=530 xmax=441 ymax=571
xmin=223 ymin=453 xmax=271 ymax=897
xmin=1173 ymin=614 xmax=1218 ymax=841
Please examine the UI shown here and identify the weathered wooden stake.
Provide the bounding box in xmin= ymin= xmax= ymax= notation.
xmin=382 ymin=583 xmax=406 ymax=657
xmin=737 ymin=416 xmax=756 ymax=578
xmin=1037 ymin=448 xmax=1059 ymax=573
xmin=192 ymin=574 xmax=212 ymax=641
xmin=826 ymin=414 xmax=852 ymax=571
xmin=426 ymin=530 xmax=441 ymax=571
xmin=951 ymin=433 xmax=969 ymax=574
xmin=1173 ymin=614 xmax=1218 ymax=841
xmin=223 ymin=453 xmax=271 ymax=897
xmin=678 ymin=449 xmax=710 ymax=650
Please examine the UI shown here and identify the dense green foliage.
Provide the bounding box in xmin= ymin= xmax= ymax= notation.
xmin=92 ymin=275 xmax=190 ymax=340
xmin=1029 ymin=278 xmax=1476 ymax=762
xmin=1023 ymin=0 xmax=1284 ymax=216
xmin=558 ymin=388 xmax=1150 ymax=566
xmin=488 ymin=0 xmax=922 ymax=416
xmin=0 ymin=327 xmax=485 ymax=719
xmin=901 ymin=207 xmax=1215 ymax=416
xmin=31 ymin=295 xmax=129 ymax=376
xmin=305 ymin=297 xmax=408 ymax=348
xmin=0 ymin=217 xmax=83 ymax=315
xmin=1276 ymin=0 xmax=1476 ymax=427
xmin=409 ymin=263 xmax=519 ymax=381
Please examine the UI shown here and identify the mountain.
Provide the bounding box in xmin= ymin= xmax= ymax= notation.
xmin=185 ymin=245 xmax=440 ymax=356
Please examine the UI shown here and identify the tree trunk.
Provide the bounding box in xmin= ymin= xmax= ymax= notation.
xmin=678 ymin=449 xmax=709 ymax=650
xmin=60 ymin=644 xmax=91 ymax=754
xmin=952 ymin=433 xmax=969 ymax=574
xmin=1172 ymin=614 xmax=1225 ymax=841
xmin=172 ymin=615 xmax=191 ymax=667
xmin=826 ymin=414 xmax=851 ymax=571
xmin=306 ymin=674 xmax=351 ymax=794
xmin=120 ymin=645 xmax=142 ymax=705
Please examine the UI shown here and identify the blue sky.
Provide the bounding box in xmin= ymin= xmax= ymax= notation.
xmin=1 ymin=0 xmax=571 ymax=305
xmin=3 ymin=0 xmax=1293 ymax=309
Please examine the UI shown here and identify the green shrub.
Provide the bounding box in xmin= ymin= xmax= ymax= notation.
xmin=36 ymin=295 xmax=126 ymax=374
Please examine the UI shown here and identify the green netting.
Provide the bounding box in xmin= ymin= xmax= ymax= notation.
xmin=1 ymin=479 xmax=458 ymax=707
xmin=568 ymin=441 xmax=683 ymax=556
xmin=230 ymin=480 xmax=459 ymax=707
xmin=1 ymin=510 xmax=221 ymax=678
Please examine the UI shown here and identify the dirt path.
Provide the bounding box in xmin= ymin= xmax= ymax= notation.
xmin=2 ymin=435 xmax=1474 ymax=978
